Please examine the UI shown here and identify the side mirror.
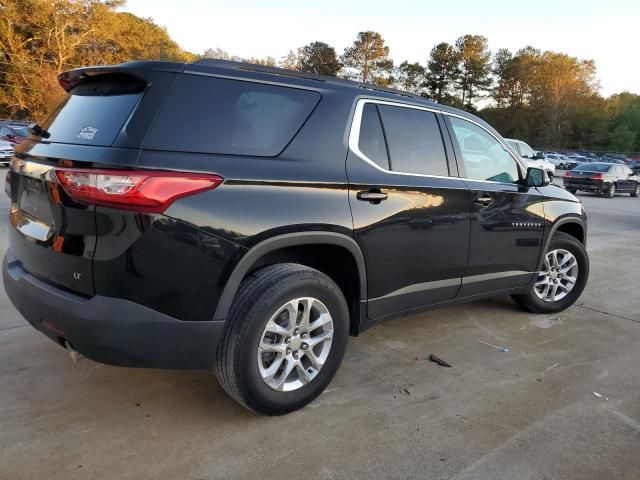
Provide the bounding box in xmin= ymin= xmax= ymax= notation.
xmin=534 ymin=151 xmax=545 ymax=160
xmin=525 ymin=167 xmax=549 ymax=187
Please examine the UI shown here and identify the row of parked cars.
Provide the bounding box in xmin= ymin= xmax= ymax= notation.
xmin=543 ymin=150 xmax=640 ymax=173
xmin=504 ymin=138 xmax=639 ymax=198
xmin=0 ymin=120 xmax=30 ymax=166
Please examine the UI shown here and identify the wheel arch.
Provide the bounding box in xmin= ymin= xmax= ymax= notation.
xmin=214 ymin=232 xmax=368 ymax=335
xmin=538 ymin=217 xmax=586 ymax=270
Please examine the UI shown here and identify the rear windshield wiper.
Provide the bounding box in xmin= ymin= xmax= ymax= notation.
xmin=29 ymin=123 xmax=51 ymax=139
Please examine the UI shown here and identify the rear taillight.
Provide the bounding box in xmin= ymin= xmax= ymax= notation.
xmin=590 ymin=173 xmax=604 ymax=180
xmin=564 ymin=171 xmax=572 ymax=177
xmin=54 ymin=169 xmax=223 ymax=213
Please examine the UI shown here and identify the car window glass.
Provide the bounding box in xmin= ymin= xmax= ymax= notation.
xmin=145 ymin=75 xmax=320 ymax=156
xmin=377 ymin=105 xmax=449 ymax=176
xmin=449 ymin=117 xmax=520 ymax=183
xmin=358 ymin=103 xmax=389 ymax=169
xmin=520 ymin=143 xmax=535 ymax=158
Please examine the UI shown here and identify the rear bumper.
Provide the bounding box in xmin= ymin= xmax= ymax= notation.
xmin=563 ymin=181 xmax=606 ymax=193
xmin=3 ymin=251 xmax=224 ymax=369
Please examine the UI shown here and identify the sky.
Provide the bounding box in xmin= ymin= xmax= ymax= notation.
xmin=123 ymin=0 xmax=639 ymax=97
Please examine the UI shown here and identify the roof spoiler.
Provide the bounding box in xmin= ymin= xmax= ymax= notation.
xmin=57 ymin=61 xmax=186 ymax=92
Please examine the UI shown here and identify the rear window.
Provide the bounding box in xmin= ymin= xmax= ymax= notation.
xmin=575 ymin=163 xmax=610 ymax=172
xmin=144 ymin=75 xmax=321 ymax=156
xmin=41 ymin=73 xmax=146 ymax=146
xmin=13 ymin=126 xmax=29 ymax=137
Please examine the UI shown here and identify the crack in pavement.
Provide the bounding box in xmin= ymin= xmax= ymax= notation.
xmin=0 ymin=324 xmax=28 ymax=332
xmin=577 ymin=304 xmax=640 ymax=324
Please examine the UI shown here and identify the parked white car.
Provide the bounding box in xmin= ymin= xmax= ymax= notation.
xmin=0 ymin=140 xmax=14 ymax=166
xmin=505 ymin=138 xmax=556 ymax=179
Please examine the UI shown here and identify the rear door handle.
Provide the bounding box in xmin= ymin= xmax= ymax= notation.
xmin=357 ymin=190 xmax=388 ymax=203
xmin=474 ymin=195 xmax=494 ymax=207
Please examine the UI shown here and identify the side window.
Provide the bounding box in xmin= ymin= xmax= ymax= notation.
xmin=358 ymin=103 xmax=389 ymax=169
xmin=449 ymin=117 xmax=521 ymax=183
xmin=377 ymin=105 xmax=449 ymax=176
xmin=144 ymin=75 xmax=320 ymax=156
xmin=0 ymin=127 xmax=8 ymax=136
xmin=519 ymin=142 xmax=535 ymax=158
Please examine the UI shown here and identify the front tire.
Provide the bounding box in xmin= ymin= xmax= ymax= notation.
xmin=215 ymin=263 xmax=349 ymax=415
xmin=512 ymin=232 xmax=589 ymax=313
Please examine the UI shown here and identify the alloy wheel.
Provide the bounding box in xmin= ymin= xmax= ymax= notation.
xmin=534 ymin=249 xmax=579 ymax=302
xmin=257 ymin=297 xmax=334 ymax=392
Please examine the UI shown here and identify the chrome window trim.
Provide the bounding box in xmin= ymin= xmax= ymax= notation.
xmin=348 ymin=98 xmax=527 ymax=185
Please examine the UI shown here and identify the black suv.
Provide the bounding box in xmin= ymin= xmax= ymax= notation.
xmin=3 ymin=60 xmax=589 ymax=415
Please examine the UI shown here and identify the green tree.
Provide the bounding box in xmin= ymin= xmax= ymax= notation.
xmin=608 ymin=124 xmax=636 ymax=152
xmin=455 ymin=34 xmax=492 ymax=110
xmin=341 ymin=31 xmax=393 ymax=86
xmin=297 ymin=41 xmax=341 ymax=76
xmin=279 ymin=49 xmax=302 ymax=70
xmin=425 ymin=42 xmax=459 ymax=103
xmin=491 ymin=48 xmax=514 ymax=108
xmin=394 ymin=61 xmax=425 ymax=94
xmin=0 ymin=0 xmax=192 ymax=120
xmin=530 ymin=52 xmax=598 ymax=146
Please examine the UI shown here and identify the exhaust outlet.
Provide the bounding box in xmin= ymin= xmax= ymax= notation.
xmin=64 ymin=340 xmax=84 ymax=364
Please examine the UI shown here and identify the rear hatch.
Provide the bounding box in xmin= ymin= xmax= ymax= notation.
xmin=8 ymin=64 xmax=180 ymax=295
xmin=565 ymin=169 xmax=605 ymax=186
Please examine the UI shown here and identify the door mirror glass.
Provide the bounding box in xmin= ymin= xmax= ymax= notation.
xmin=534 ymin=151 xmax=544 ymax=160
xmin=526 ymin=167 xmax=548 ymax=187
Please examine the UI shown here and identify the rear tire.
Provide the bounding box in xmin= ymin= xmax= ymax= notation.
xmin=631 ymin=183 xmax=639 ymax=197
xmin=566 ymin=188 xmax=577 ymax=194
xmin=511 ymin=232 xmax=589 ymax=314
xmin=605 ymin=183 xmax=616 ymax=198
xmin=215 ymin=263 xmax=349 ymax=415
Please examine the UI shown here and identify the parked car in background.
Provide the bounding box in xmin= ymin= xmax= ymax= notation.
xmin=628 ymin=161 xmax=640 ymax=175
xmin=0 ymin=140 xmax=13 ymax=166
xmin=564 ymin=162 xmax=639 ymax=197
xmin=545 ymin=153 xmax=577 ymax=169
xmin=505 ymin=138 xmax=556 ymax=179
xmin=0 ymin=125 xmax=29 ymax=145
xmin=600 ymin=153 xmax=630 ymax=164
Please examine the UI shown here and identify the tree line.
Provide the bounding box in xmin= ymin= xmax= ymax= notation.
xmin=1 ymin=1 xmax=638 ymax=152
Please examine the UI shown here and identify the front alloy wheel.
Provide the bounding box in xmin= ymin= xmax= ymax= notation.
xmin=511 ymin=231 xmax=589 ymax=313
xmin=534 ymin=249 xmax=578 ymax=302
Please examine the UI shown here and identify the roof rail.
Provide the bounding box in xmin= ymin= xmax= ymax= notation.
xmin=191 ymin=59 xmax=328 ymax=82
xmin=357 ymin=83 xmax=425 ymax=101
xmin=190 ymin=59 xmax=429 ymax=102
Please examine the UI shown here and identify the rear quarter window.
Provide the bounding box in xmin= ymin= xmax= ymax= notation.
xmin=144 ymin=75 xmax=321 ymax=156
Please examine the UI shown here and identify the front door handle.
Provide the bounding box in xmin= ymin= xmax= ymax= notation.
xmin=357 ymin=190 xmax=388 ymax=203
xmin=474 ymin=195 xmax=494 ymax=207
